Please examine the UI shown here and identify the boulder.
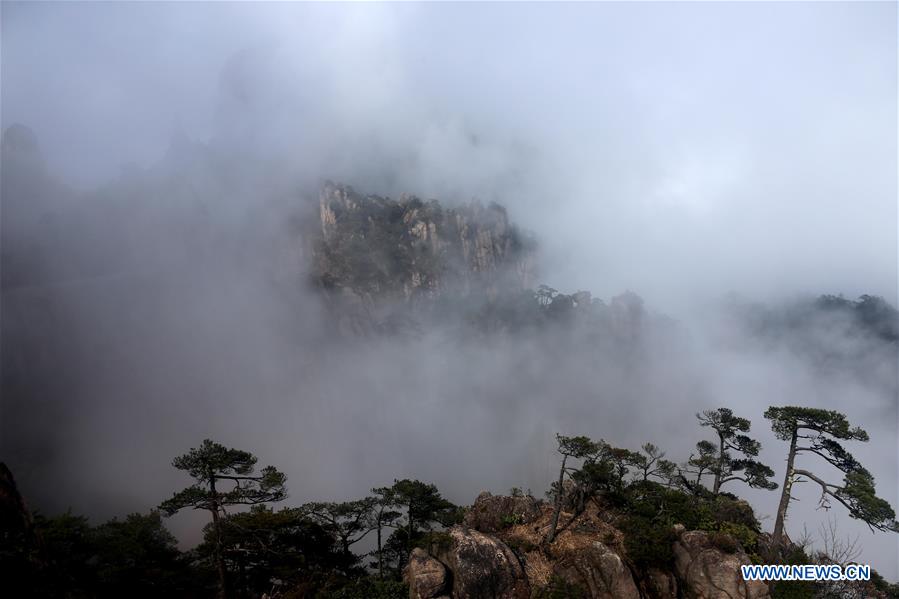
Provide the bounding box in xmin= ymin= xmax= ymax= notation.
xmin=672 ymin=525 xmax=770 ymax=599
xmin=552 ymin=540 xmax=641 ymax=599
xmin=463 ymin=491 xmax=542 ymax=533
xmin=405 ymin=548 xmax=450 ymax=599
xmin=439 ymin=526 xmax=529 ymax=599
xmin=644 ymin=568 xmax=678 ymax=599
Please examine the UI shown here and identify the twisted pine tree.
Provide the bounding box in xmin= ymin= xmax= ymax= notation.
xmin=546 ymin=434 xmax=601 ymax=543
xmin=158 ymin=439 xmax=286 ymax=599
xmin=765 ymin=407 xmax=898 ymax=550
xmin=697 ymin=408 xmax=777 ymax=494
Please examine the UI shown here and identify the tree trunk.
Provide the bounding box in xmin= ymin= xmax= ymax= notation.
xmin=210 ymin=502 xmax=227 ymax=598
xmin=209 ymin=471 xmax=228 ymax=599
xmin=407 ymin=503 xmax=414 ymax=554
xmin=377 ymin=523 xmax=383 ymax=580
xmin=547 ymin=455 xmax=567 ymax=543
xmin=772 ymin=430 xmax=798 ymax=552
xmin=713 ymin=431 xmax=725 ymax=494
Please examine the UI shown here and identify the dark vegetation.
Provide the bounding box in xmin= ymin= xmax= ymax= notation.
xmin=4 ymin=402 xmax=897 ymax=598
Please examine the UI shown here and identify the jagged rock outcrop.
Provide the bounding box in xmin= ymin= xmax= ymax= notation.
xmin=645 ymin=568 xmax=679 ymax=598
xmin=407 ymin=493 xmax=771 ymax=599
xmin=436 ymin=527 xmax=530 ymax=599
xmin=551 ymin=539 xmax=641 ymax=599
xmin=406 ymin=548 xmax=450 ymax=599
xmin=462 ymin=491 xmax=542 ymax=533
xmin=314 ymin=182 xmax=535 ymax=302
xmin=672 ymin=525 xmax=770 ymax=599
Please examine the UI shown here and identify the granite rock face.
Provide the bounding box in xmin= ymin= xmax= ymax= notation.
xmin=405 ymin=548 xmax=450 ymax=599
xmin=672 ymin=525 xmax=770 ymax=599
xmin=462 ymin=491 xmax=542 ymax=533
xmin=436 ymin=527 xmax=530 ymax=599
xmin=406 ymin=493 xmax=771 ymax=599
xmin=314 ymin=182 xmax=535 ymax=302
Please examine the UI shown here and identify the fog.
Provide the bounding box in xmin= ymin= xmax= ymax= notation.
xmin=2 ymin=1 xmax=897 ymax=579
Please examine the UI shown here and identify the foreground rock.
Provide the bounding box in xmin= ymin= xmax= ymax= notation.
xmin=672 ymin=525 xmax=769 ymax=599
xmin=437 ymin=527 xmax=529 ymax=599
xmin=551 ymin=539 xmax=640 ymax=599
xmin=462 ymin=491 xmax=542 ymax=533
xmin=406 ymin=548 xmax=450 ymax=599
xmin=406 ymin=492 xmax=771 ymax=599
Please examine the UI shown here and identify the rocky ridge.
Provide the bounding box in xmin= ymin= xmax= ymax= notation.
xmin=311 ymin=182 xmax=537 ymax=335
xmin=406 ymin=491 xmax=771 ymax=599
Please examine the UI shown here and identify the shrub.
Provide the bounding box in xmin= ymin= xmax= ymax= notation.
xmin=709 ymin=531 xmax=738 ymax=554
xmin=710 ymin=496 xmax=760 ymax=531
xmin=321 ymin=577 xmax=408 ymax=599
xmin=414 ymin=531 xmax=453 ymax=554
xmin=500 ymin=513 xmax=525 ymax=528
xmin=716 ymin=522 xmax=758 ymax=553
xmin=620 ymin=516 xmax=677 ymax=568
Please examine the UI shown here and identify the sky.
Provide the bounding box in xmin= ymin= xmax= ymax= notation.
xmin=2 ymin=0 xmax=897 ymax=579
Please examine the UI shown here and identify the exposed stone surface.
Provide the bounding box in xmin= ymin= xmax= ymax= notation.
xmin=438 ymin=526 xmax=529 ymax=599
xmin=405 ymin=548 xmax=450 ymax=599
xmin=315 ymin=182 xmax=535 ymax=302
xmin=672 ymin=525 xmax=770 ymax=599
xmin=406 ymin=494 xmax=771 ymax=599
xmin=463 ymin=491 xmax=542 ymax=533
xmin=644 ymin=568 xmax=678 ymax=599
xmin=552 ymin=540 xmax=641 ymax=599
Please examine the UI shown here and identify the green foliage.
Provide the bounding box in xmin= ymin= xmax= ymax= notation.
xmin=617 ymin=482 xmax=762 ymax=567
xmin=695 ymin=408 xmax=777 ymax=493
xmin=302 ymin=498 xmax=379 ymax=555
xmin=500 ymin=513 xmax=525 ymax=528
xmin=556 ymin=434 xmax=602 ymax=461
xmin=158 ymin=439 xmax=287 ymax=597
xmin=320 ymin=577 xmax=408 ymax=599
xmin=91 ymin=511 xmax=192 ymax=596
xmin=871 ymin=570 xmax=899 ymax=598
xmin=16 ymin=510 xmax=201 ymax=598
xmin=364 ymin=479 xmax=459 ymax=576
xmin=765 ymin=407 xmax=899 ymax=535
xmin=764 ymin=407 xmax=868 ymax=443
xmin=838 ymin=468 xmax=899 ymax=530
xmin=158 ymin=439 xmax=287 ymax=515
xmin=716 ymin=522 xmax=758 ymax=553
xmin=621 ymin=516 xmax=678 ymax=568
xmin=391 ymin=478 xmax=460 ymax=532
xmin=627 ymin=442 xmax=676 ymax=484
xmin=414 ymin=531 xmax=454 ymax=554
xmin=30 ymin=511 xmax=98 ymax=595
xmin=202 ymin=505 xmax=352 ymax=595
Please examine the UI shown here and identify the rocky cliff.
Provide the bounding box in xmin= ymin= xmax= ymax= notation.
xmin=406 ymin=491 xmax=770 ymax=599
xmin=310 ymin=182 xmax=536 ymax=334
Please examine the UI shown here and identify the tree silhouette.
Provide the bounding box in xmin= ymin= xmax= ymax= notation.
xmin=546 ymin=434 xmax=601 ymax=543
xmin=697 ymin=408 xmax=777 ymax=494
xmin=764 ymin=407 xmax=898 ymax=550
xmin=158 ymin=439 xmax=286 ymax=598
